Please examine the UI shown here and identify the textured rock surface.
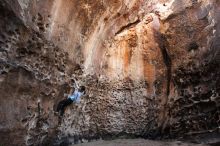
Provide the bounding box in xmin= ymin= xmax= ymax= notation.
xmin=0 ymin=0 xmax=219 ymax=146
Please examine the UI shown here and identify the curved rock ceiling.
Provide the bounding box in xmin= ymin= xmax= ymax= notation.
xmin=0 ymin=0 xmax=219 ymax=145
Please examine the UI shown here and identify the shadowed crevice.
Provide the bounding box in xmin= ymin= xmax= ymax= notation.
xmin=115 ymin=19 xmax=140 ymax=35
xmin=153 ymin=30 xmax=172 ymax=137
xmin=158 ymin=34 xmax=172 ymax=97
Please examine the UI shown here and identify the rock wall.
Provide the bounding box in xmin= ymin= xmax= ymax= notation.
xmin=0 ymin=0 xmax=219 ymax=145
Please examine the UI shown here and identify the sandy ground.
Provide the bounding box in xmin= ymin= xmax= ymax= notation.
xmin=73 ymin=139 xmax=208 ymax=146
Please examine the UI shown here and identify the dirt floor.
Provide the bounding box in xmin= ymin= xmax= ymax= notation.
xmin=73 ymin=139 xmax=208 ymax=146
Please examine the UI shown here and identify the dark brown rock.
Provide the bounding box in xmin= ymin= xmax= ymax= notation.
xmin=0 ymin=0 xmax=219 ymax=145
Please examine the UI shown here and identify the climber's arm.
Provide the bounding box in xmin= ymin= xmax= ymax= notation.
xmin=71 ymin=78 xmax=79 ymax=89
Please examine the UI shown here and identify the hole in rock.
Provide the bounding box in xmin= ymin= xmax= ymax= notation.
xmin=188 ymin=42 xmax=199 ymax=51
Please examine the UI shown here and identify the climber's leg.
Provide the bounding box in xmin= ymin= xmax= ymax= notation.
xmin=56 ymin=99 xmax=67 ymax=112
xmin=59 ymin=98 xmax=73 ymax=116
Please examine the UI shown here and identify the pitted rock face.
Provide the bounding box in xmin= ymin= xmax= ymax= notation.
xmin=0 ymin=0 xmax=220 ymax=146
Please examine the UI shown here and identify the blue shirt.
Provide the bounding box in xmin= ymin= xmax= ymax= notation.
xmin=68 ymin=90 xmax=83 ymax=103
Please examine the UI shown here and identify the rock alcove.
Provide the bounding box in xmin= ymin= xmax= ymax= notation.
xmin=0 ymin=0 xmax=219 ymax=146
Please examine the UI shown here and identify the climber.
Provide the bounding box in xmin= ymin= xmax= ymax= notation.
xmin=56 ymin=83 xmax=86 ymax=116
